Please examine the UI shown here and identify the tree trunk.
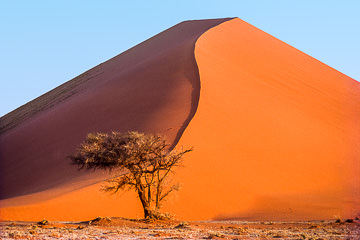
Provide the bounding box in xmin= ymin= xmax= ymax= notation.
xmin=137 ymin=188 xmax=152 ymax=219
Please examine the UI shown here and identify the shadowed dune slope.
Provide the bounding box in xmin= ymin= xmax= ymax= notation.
xmin=173 ymin=18 xmax=360 ymax=220
xmin=1 ymin=17 xmax=359 ymax=221
xmin=0 ymin=18 xmax=232 ymax=218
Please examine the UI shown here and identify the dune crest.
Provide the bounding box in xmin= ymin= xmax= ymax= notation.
xmin=1 ymin=18 xmax=359 ymax=221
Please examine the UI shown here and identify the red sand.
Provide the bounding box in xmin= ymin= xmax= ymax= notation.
xmin=1 ymin=18 xmax=359 ymax=221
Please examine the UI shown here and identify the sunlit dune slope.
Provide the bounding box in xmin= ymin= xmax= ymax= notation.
xmin=1 ymin=17 xmax=359 ymax=221
xmin=172 ymin=18 xmax=360 ymax=220
xmin=0 ymin=18 xmax=232 ymax=220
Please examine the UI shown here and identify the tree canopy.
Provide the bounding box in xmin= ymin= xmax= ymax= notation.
xmin=70 ymin=131 xmax=192 ymax=219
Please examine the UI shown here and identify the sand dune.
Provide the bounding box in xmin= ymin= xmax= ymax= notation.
xmin=0 ymin=18 xmax=232 ymax=220
xmin=172 ymin=18 xmax=360 ymax=220
xmin=1 ymin=18 xmax=359 ymax=221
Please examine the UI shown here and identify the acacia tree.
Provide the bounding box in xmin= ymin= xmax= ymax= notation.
xmin=69 ymin=131 xmax=192 ymax=219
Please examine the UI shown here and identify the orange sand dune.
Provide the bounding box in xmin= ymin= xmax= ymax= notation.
xmin=1 ymin=18 xmax=359 ymax=221
xmin=173 ymin=18 xmax=360 ymax=220
xmin=0 ymin=18 xmax=232 ymax=220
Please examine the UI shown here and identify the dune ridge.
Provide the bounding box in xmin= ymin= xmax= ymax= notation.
xmin=1 ymin=17 xmax=359 ymax=221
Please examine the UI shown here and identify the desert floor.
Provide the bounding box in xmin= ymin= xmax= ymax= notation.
xmin=1 ymin=217 xmax=359 ymax=239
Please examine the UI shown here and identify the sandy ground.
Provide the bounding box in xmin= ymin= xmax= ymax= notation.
xmin=1 ymin=217 xmax=359 ymax=239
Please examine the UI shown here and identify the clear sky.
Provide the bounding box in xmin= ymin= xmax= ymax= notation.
xmin=1 ymin=0 xmax=359 ymax=117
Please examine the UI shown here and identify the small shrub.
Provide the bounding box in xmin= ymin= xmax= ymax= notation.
xmin=37 ymin=219 xmax=49 ymax=225
xmin=206 ymin=231 xmax=225 ymax=239
xmin=335 ymin=218 xmax=344 ymax=224
xmin=174 ymin=221 xmax=189 ymax=229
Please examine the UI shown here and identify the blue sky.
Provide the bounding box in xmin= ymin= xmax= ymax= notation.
xmin=1 ymin=1 xmax=359 ymax=117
